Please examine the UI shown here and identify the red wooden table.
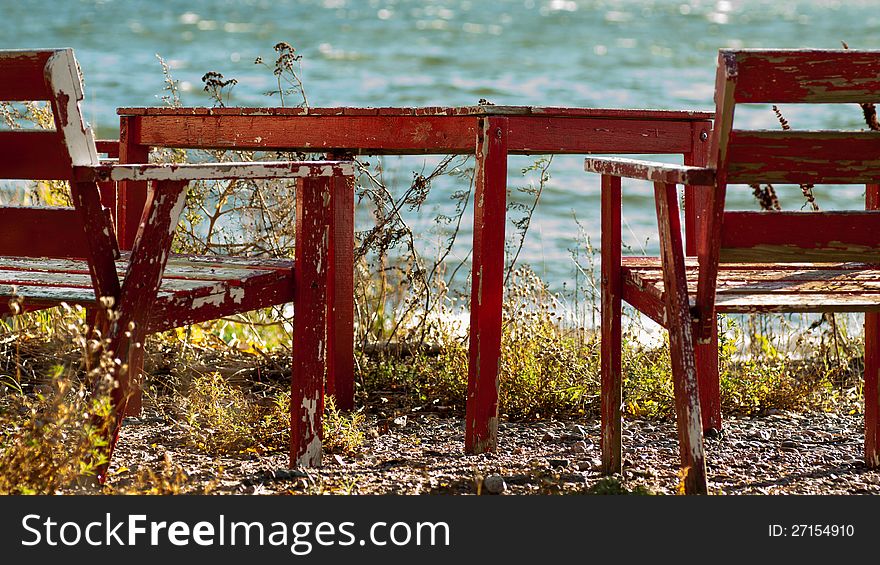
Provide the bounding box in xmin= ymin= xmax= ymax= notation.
xmin=115 ymin=105 xmax=712 ymax=454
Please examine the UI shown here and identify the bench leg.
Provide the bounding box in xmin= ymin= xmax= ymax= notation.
xmin=695 ymin=322 xmax=721 ymax=432
xmin=865 ymin=184 xmax=880 ymax=468
xmin=91 ymin=180 xmax=188 ymax=483
xmin=125 ymin=345 xmax=145 ymax=417
xmin=291 ymin=176 xmax=331 ymax=468
xmin=601 ymin=174 xmax=623 ymax=475
xmin=655 ymin=182 xmax=708 ymax=495
xmin=86 ymin=305 xmax=142 ymax=417
xmin=866 ymin=312 xmax=880 ymax=468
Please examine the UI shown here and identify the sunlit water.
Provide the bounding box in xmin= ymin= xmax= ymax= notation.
xmin=2 ymin=0 xmax=877 ymax=311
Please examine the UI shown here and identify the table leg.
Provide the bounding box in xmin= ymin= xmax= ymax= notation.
xmin=465 ymin=117 xmax=508 ymax=454
xmin=118 ymin=116 xmax=150 ymax=417
xmin=326 ymin=152 xmax=355 ymax=411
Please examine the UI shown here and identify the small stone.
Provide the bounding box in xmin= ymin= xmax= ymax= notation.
xmin=483 ymin=474 xmax=506 ymax=494
xmin=590 ymin=457 xmax=603 ymax=471
xmin=780 ymin=440 xmax=801 ymax=449
xmin=563 ymin=425 xmax=588 ymax=441
xmin=576 ymin=461 xmax=593 ymax=471
xmin=392 ymin=415 xmax=407 ymax=428
xmin=572 ymin=441 xmax=590 ymax=455
xmin=542 ymin=432 xmax=558 ymax=442
xmin=548 ymin=458 xmax=570 ymax=468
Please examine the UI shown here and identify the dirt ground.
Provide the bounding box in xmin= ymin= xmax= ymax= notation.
xmin=107 ymin=405 xmax=880 ymax=495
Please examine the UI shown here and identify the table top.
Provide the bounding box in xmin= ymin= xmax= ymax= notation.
xmin=118 ymin=105 xmax=713 ymax=121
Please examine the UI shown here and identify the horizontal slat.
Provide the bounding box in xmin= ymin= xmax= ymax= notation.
xmin=75 ymin=160 xmax=355 ymax=182
xmin=509 ymin=117 xmax=698 ymax=154
xmin=727 ymin=130 xmax=880 ymax=184
xmin=117 ymin=105 xmax=714 ymax=120
xmin=0 ymin=253 xmax=292 ymax=277
xmin=726 ymin=49 xmax=880 ymax=104
xmin=621 ymin=257 xmax=880 ymax=314
xmin=128 ymin=115 xmax=478 ymax=153
xmin=95 ymin=139 xmax=120 ymax=158
xmin=0 ymin=252 xmax=294 ymax=325
xmin=0 ymin=50 xmax=56 ymax=101
xmin=584 ymin=156 xmax=715 ymax=185
xmin=147 ymin=268 xmax=294 ymax=332
xmin=0 ymin=207 xmax=97 ymax=257
xmin=0 ymin=131 xmax=72 ymax=180
xmin=720 ymin=211 xmax=880 ymax=263
xmin=621 ymin=256 xmax=870 ymax=271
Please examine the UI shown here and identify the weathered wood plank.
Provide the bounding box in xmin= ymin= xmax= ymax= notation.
xmin=45 ymin=50 xmax=98 ymax=167
xmin=118 ymin=115 xmax=150 ymax=250
xmin=600 ymin=174 xmax=623 ymax=475
xmin=465 ymin=117 xmax=508 ymax=455
xmin=721 ymin=211 xmax=880 ymax=263
xmin=128 ymin=115 xmax=478 ymax=154
xmin=621 ymin=278 xmax=667 ymax=326
xmin=94 ymin=179 xmax=189 ymax=483
xmin=0 ymin=49 xmax=55 ymax=101
xmin=726 ymin=49 xmax=880 ymax=104
xmin=653 ymin=181 xmax=707 ymax=495
xmin=0 ymin=253 xmax=291 ymax=278
xmin=622 ymin=256 xmax=874 ymax=271
xmin=510 ymin=117 xmax=697 ymax=154
xmin=118 ymin=105 xmax=713 ymax=120
xmin=584 ymin=156 xmax=715 ymax=185
xmin=325 ymin=153 xmax=355 ymax=411
xmin=0 ymin=207 xmax=94 ymax=258
xmin=0 ymin=131 xmax=72 ymax=180
xmin=291 ymin=176 xmax=331 ymax=468
xmin=78 ymin=160 xmax=356 ymax=182
xmin=685 ymin=121 xmax=721 ymax=432
xmin=147 ymin=269 xmax=293 ymax=333
xmin=727 ymin=130 xmax=880 ymax=184
xmin=95 ymin=140 xmax=120 ymax=158
xmin=866 ymin=183 xmax=880 ymax=468
xmin=622 ymin=266 xmax=880 ymax=313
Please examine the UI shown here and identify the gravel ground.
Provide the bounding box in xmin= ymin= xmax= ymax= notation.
xmin=106 ymin=408 xmax=880 ymax=495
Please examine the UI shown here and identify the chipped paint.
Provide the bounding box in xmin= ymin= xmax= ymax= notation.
xmin=298 ymin=435 xmax=322 ymax=467
xmin=229 ymin=287 xmax=245 ymax=304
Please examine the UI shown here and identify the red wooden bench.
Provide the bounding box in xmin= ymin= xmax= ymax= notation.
xmin=0 ymin=48 xmax=354 ymax=480
xmin=586 ymin=48 xmax=880 ymax=494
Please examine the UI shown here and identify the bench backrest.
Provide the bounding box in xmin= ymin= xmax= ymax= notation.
xmin=0 ymin=48 xmax=108 ymax=258
xmin=705 ymin=49 xmax=880 ymax=264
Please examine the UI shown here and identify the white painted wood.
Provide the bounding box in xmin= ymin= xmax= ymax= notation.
xmin=75 ymin=161 xmax=356 ymax=182
xmin=43 ymin=49 xmax=99 ymax=167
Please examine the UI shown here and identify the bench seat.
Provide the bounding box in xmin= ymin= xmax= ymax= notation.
xmin=0 ymin=253 xmax=295 ymax=332
xmin=622 ymin=256 xmax=880 ymax=325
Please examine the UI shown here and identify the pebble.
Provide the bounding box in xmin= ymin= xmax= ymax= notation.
xmin=563 ymin=425 xmax=588 ymax=441
xmin=482 ymin=474 xmax=506 ymax=494
xmin=548 ymin=458 xmax=570 ymax=468
xmin=392 ymin=415 xmax=407 ymax=428
xmin=571 ymin=441 xmax=590 ymax=455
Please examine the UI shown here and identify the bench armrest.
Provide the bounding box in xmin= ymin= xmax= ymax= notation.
xmin=74 ymin=160 xmax=355 ymax=183
xmin=584 ymin=156 xmax=715 ymax=185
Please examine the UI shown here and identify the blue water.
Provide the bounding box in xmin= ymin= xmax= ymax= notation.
xmin=2 ymin=0 xmax=878 ymax=296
